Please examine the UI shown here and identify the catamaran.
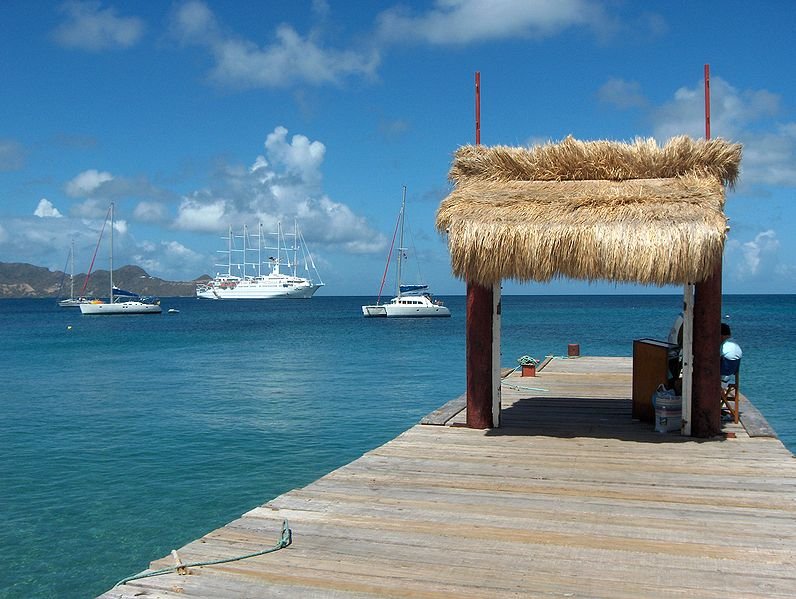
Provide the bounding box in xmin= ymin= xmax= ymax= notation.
xmin=362 ymin=186 xmax=450 ymax=318
xmin=196 ymin=221 xmax=323 ymax=300
xmin=79 ymin=203 xmax=162 ymax=315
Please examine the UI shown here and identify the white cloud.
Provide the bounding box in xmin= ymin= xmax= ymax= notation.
xmin=375 ymin=0 xmax=605 ymax=45
xmin=171 ymin=0 xmax=217 ymax=40
xmin=173 ymin=126 xmax=386 ymax=254
xmin=0 ymin=139 xmax=25 ymax=171
xmin=378 ymin=118 xmax=410 ymax=140
xmin=72 ymin=198 xmax=111 ymax=219
xmin=34 ymin=199 xmax=63 ymax=218
xmin=65 ymin=169 xmax=114 ymax=197
xmin=737 ymin=126 xmax=796 ymax=187
xmin=172 ymin=1 xmax=378 ymax=89
xmin=174 ymin=197 xmax=228 ymax=232
xmin=264 ymin=126 xmax=325 ymax=185
xmin=161 ymin=240 xmax=201 ymax=260
xmin=0 ymin=223 xmax=8 ymax=243
xmin=726 ymin=229 xmax=782 ymax=280
xmin=651 ymin=78 xmax=796 ymax=186
xmin=133 ymin=201 xmax=167 ymax=223
xmin=601 ymin=75 xmax=796 ymax=187
xmin=651 ymin=77 xmax=779 ymax=141
xmin=250 ymin=155 xmax=269 ymax=174
xmin=53 ymin=0 xmax=145 ymax=51
xmin=597 ymin=78 xmax=646 ymax=109
xmin=132 ymin=240 xmax=205 ymax=279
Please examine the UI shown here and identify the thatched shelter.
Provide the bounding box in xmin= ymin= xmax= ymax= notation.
xmin=436 ymin=136 xmax=742 ymax=287
xmin=437 ymin=135 xmax=742 ymax=435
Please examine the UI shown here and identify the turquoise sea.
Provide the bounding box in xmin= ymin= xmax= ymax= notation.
xmin=1 ymin=294 xmax=794 ymax=598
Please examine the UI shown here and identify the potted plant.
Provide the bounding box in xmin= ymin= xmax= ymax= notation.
xmin=517 ymin=355 xmax=538 ymax=377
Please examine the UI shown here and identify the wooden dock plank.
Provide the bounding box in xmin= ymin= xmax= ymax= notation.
xmin=98 ymin=357 xmax=796 ymax=599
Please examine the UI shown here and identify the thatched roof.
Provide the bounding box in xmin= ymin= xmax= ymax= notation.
xmin=436 ymin=136 xmax=742 ymax=286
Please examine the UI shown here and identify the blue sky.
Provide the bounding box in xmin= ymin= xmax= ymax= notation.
xmin=1 ymin=1 xmax=794 ymax=295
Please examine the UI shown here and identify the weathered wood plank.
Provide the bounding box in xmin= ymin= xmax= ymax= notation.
xmin=420 ymin=393 xmax=465 ymax=425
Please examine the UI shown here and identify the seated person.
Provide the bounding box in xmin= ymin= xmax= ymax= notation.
xmin=720 ymin=322 xmax=742 ymax=384
xmin=667 ymin=311 xmax=684 ymax=382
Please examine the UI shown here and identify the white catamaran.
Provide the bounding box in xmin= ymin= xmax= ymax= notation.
xmin=196 ymin=221 xmax=324 ymax=300
xmin=362 ymin=186 xmax=450 ymax=318
xmin=79 ymin=203 xmax=162 ymax=315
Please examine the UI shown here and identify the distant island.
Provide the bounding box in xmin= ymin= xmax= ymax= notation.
xmin=0 ymin=262 xmax=208 ymax=299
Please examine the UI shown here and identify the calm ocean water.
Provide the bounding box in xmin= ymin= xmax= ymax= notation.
xmin=1 ymin=294 xmax=794 ymax=598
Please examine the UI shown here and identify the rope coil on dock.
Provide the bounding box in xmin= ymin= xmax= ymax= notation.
xmin=112 ymin=519 xmax=292 ymax=588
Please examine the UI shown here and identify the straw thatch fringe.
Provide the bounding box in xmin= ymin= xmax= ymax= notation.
xmin=436 ymin=136 xmax=741 ymax=286
xmin=449 ymin=136 xmax=741 ymax=188
xmin=437 ymin=175 xmax=728 ymax=286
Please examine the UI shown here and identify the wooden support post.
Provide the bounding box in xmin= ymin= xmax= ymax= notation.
xmin=491 ymin=283 xmax=502 ymax=427
xmin=690 ymin=63 xmax=722 ymax=438
xmin=691 ymin=263 xmax=722 ymax=437
xmin=681 ymin=284 xmax=694 ymax=436
xmin=466 ymin=281 xmax=494 ymax=428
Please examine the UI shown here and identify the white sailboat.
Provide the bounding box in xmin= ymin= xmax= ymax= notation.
xmin=79 ymin=203 xmax=162 ymax=315
xmin=362 ymin=186 xmax=450 ymax=318
xmin=196 ymin=221 xmax=323 ymax=300
xmin=57 ymin=239 xmax=92 ymax=307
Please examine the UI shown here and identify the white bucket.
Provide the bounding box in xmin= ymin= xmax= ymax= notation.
xmin=654 ymin=393 xmax=682 ymax=433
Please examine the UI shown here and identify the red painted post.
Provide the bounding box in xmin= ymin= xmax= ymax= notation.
xmin=465 ymin=71 xmax=494 ymax=428
xmin=475 ymin=71 xmax=481 ymax=145
xmin=692 ymin=268 xmax=722 ymax=437
xmin=704 ymin=64 xmax=711 ymax=140
xmin=691 ymin=63 xmax=722 ymax=437
xmin=467 ymin=283 xmax=494 ymax=428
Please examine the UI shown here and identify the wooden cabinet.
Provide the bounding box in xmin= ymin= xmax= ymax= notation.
xmin=632 ymin=338 xmax=677 ymax=422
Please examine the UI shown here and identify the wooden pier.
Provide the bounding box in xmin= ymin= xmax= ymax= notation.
xmin=100 ymin=357 xmax=796 ymax=598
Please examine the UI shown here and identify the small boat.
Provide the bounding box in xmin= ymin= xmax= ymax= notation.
xmin=79 ymin=203 xmax=162 ymax=315
xmin=362 ymin=186 xmax=450 ymax=318
xmin=167 ymin=308 xmax=179 ymax=314
xmin=196 ymin=221 xmax=323 ymax=300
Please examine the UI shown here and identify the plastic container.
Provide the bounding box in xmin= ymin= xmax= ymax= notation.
xmin=653 ymin=390 xmax=682 ymax=433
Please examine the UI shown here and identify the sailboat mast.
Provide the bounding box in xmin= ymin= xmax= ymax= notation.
xmin=258 ymin=223 xmax=263 ymax=277
xmin=69 ymin=238 xmax=75 ymax=299
xmin=396 ymin=185 xmax=406 ymax=297
xmin=228 ymin=225 xmax=233 ymax=276
xmin=243 ymin=224 xmax=248 ymax=277
xmin=293 ymin=220 xmax=298 ymax=277
xmin=276 ymin=222 xmax=281 ymax=275
xmin=109 ymin=202 xmax=114 ymax=302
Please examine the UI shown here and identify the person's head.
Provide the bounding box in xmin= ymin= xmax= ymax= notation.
xmin=721 ymin=322 xmax=731 ymax=339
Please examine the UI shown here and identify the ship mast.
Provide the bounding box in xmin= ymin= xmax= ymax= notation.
xmin=109 ymin=202 xmax=114 ymax=303
xmin=395 ymin=185 xmax=407 ymax=297
xmin=69 ymin=238 xmax=75 ymax=299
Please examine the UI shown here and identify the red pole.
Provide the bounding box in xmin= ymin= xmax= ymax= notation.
xmin=691 ymin=63 xmax=722 ymax=437
xmin=466 ymin=71 xmax=494 ymax=429
xmin=704 ymin=64 xmax=711 ymax=140
xmin=475 ymin=71 xmax=481 ymax=145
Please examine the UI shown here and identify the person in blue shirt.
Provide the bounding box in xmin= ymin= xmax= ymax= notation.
xmin=720 ymin=322 xmax=742 ymax=383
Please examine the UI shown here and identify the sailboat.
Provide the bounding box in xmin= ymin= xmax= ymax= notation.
xmin=79 ymin=203 xmax=162 ymax=315
xmin=362 ymin=186 xmax=450 ymax=318
xmin=196 ymin=221 xmax=323 ymax=300
xmin=57 ymin=239 xmax=92 ymax=307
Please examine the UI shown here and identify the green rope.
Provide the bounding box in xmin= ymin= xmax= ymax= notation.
xmin=113 ymin=519 xmax=292 ymax=588
xmin=502 ymin=382 xmax=550 ymax=392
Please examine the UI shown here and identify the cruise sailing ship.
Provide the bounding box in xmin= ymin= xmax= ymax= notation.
xmin=196 ymin=222 xmax=324 ymax=300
